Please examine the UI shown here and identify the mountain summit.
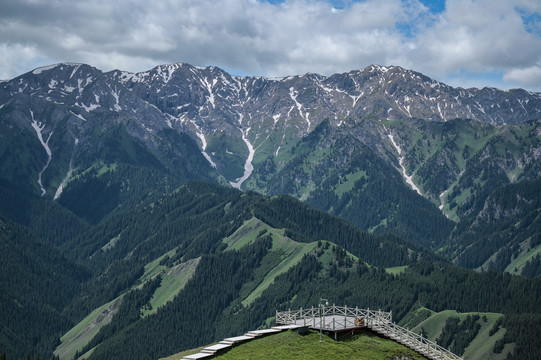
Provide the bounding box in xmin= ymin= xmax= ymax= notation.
xmin=1 ymin=62 xmax=540 ymax=192
xmin=1 ymin=61 xmax=540 ymax=267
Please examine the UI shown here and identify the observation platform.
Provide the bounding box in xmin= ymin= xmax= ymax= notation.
xmin=182 ymin=305 xmax=463 ymax=360
xmin=276 ymin=305 xmax=463 ymax=360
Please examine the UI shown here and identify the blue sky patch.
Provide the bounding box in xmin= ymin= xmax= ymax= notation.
xmin=516 ymin=7 xmax=541 ymax=36
xmin=418 ymin=0 xmax=445 ymax=14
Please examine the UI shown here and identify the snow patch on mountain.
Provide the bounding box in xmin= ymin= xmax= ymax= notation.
xmin=189 ymin=119 xmax=216 ymax=168
xmin=202 ymin=77 xmax=216 ymax=108
xmin=289 ymin=87 xmax=310 ymax=129
xmin=69 ymin=110 xmax=87 ymax=121
xmin=30 ymin=110 xmax=53 ymax=196
xmin=69 ymin=64 xmax=81 ymax=79
xmin=33 ymin=64 xmax=58 ymax=75
xmin=387 ymin=133 xmax=422 ymax=196
xmin=230 ymin=127 xmax=255 ymax=190
xmin=111 ymin=87 xmax=122 ymax=111
xmin=54 ymin=138 xmax=78 ymax=200
xmin=78 ymin=101 xmax=100 ymax=112
xmin=439 ymin=188 xmax=450 ymax=218
xmin=156 ymin=64 xmax=180 ymax=83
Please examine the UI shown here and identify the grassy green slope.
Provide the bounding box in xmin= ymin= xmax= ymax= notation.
xmin=223 ymin=217 xmax=319 ymax=306
xmin=162 ymin=330 xmax=429 ymax=360
xmin=54 ymin=297 xmax=124 ymax=360
xmin=142 ymin=257 xmax=201 ymax=317
xmin=55 ymin=254 xmax=201 ymax=359
xmin=385 ymin=265 xmax=408 ymax=275
xmin=411 ymin=310 xmax=510 ymax=360
xmin=505 ymin=243 xmax=541 ymax=275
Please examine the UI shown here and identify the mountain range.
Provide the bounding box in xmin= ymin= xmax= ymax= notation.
xmin=1 ymin=62 xmax=541 ymax=359
xmin=1 ymin=61 xmax=540 ymax=270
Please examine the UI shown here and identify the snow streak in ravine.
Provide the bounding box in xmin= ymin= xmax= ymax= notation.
xmin=439 ymin=188 xmax=451 ymax=218
xmin=54 ymin=138 xmax=78 ymax=200
xmin=30 ymin=110 xmax=53 ymax=196
xmin=189 ymin=118 xmax=217 ymax=168
xmin=387 ymin=133 xmax=422 ymax=196
xmin=230 ymin=113 xmax=255 ymax=189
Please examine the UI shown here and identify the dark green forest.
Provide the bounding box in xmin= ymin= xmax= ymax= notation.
xmin=1 ymin=118 xmax=541 ymax=360
xmin=87 ymin=245 xmax=541 ymax=360
xmin=1 ymin=178 xmax=541 ymax=360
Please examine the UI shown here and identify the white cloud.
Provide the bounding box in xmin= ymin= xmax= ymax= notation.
xmin=1 ymin=0 xmax=540 ymax=91
xmin=0 ymin=43 xmax=53 ymax=80
xmin=414 ymin=0 xmax=541 ymax=72
xmin=504 ymin=65 xmax=541 ymax=89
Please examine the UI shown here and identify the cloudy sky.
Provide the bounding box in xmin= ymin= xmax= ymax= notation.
xmin=1 ymin=0 xmax=541 ymax=91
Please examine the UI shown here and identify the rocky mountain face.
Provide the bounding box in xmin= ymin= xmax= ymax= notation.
xmin=1 ymin=61 xmax=541 ymax=270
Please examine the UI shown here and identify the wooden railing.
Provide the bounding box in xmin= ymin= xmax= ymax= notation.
xmin=276 ymin=305 xmax=462 ymax=360
xmin=276 ymin=305 xmax=392 ymax=331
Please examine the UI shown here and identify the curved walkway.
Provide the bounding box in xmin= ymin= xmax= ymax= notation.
xmin=181 ymin=326 xmax=300 ymax=359
xmin=276 ymin=305 xmax=463 ymax=360
xmin=182 ymin=304 xmax=463 ymax=360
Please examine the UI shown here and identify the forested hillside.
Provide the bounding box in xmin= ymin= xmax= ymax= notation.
xmin=0 ymin=216 xmax=89 ymax=357
xmin=87 ymin=243 xmax=541 ymax=360
xmin=0 ymin=179 xmax=424 ymax=359
xmin=1 ymin=179 xmax=540 ymax=360
xmin=251 ymin=120 xmax=455 ymax=249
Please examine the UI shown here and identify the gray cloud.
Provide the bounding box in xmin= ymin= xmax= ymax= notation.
xmin=1 ymin=0 xmax=541 ymax=91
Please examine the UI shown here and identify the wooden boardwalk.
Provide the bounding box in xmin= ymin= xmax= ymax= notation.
xmin=181 ymin=305 xmax=463 ymax=359
xmin=276 ymin=305 xmax=463 ymax=360
xmin=181 ymin=326 xmax=300 ymax=359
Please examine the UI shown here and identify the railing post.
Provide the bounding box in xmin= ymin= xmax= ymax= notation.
xmin=344 ymin=305 xmax=347 ymax=326
xmin=367 ymin=307 xmax=370 ymax=327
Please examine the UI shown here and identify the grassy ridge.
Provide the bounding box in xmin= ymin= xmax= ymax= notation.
xmin=55 ymin=253 xmax=200 ymax=359
xmin=161 ymin=330 xmax=429 ymax=360
xmin=54 ymin=297 xmax=124 ymax=360
xmin=385 ymin=265 xmax=408 ymax=275
xmin=57 ymin=216 xmax=316 ymax=358
xmin=505 ymin=243 xmax=541 ymax=275
xmin=223 ymin=217 xmax=319 ymax=306
xmin=411 ymin=310 xmax=510 ymax=360
xmin=142 ymin=257 xmax=201 ymax=317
